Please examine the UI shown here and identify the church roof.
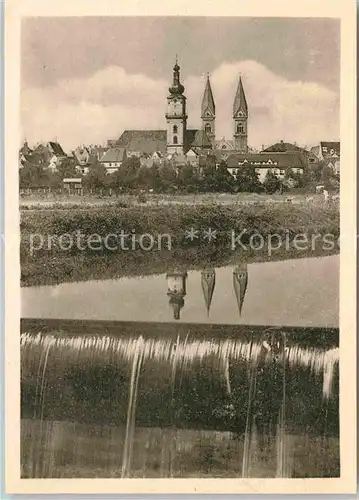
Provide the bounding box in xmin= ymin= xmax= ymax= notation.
xmin=201 ymin=75 xmax=215 ymax=117
xmin=116 ymin=130 xmax=167 ymax=155
xmin=115 ymin=128 xmax=212 ymax=157
xmin=233 ymin=76 xmax=248 ymax=117
xmin=185 ymin=129 xmax=212 ymax=152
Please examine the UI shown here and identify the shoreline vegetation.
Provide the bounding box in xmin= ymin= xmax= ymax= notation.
xmin=20 ymin=199 xmax=339 ymax=287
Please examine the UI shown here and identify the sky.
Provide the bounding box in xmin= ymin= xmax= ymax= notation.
xmin=21 ymin=17 xmax=340 ymax=152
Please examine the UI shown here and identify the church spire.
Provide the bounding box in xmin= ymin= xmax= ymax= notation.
xmin=233 ymin=75 xmax=248 ymax=152
xmin=201 ymin=73 xmax=215 ymax=117
xmin=201 ymin=73 xmax=216 ymax=148
xmin=169 ymin=57 xmax=185 ymax=95
xmin=233 ymin=75 xmax=248 ymax=117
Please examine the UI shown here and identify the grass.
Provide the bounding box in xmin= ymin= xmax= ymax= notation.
xmin=20 ymin=201 xmax=339 ymax=287
xmin=20 ymin=192 xmax=331 ymax=210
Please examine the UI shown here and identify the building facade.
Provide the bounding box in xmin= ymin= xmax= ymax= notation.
xmin=112 ymin=60 xmax=250 ymax=160
xmin=226 ymin=152 xmax=305 ymax=183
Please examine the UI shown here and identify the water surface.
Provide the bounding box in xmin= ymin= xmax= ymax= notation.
xmin=21 ymin=255 xmax=338 ymax=327
xmin=21 ymin=419 xmax=339 ymax=478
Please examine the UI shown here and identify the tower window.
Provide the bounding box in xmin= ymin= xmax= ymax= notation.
xmin=173 ymin=135 xmax=178 ymax=144
xmin=173 ymin=125 xmax=178 ymax=134
xmin=237 ymin=123 xmax=245 ymax=134
xmin=205 ymin=124 xmax=211 ymax=135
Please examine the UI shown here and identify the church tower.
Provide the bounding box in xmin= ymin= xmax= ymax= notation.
xmin=233 ymin=76 xmax=248 ymax=152
xmin=201 ymin=74 xmax=216 ymax=148
xmin=166 ymin=58 xmax=187 ymax=155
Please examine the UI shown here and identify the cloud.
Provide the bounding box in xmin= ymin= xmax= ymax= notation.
xmin=21 ymin=60 xmax=339 ymax=152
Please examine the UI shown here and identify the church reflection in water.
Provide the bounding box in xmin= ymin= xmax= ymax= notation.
xmin=166 ymin=263 xmax=249 ymax=321
xmin=166 ymin=270 xmax=188 ymax=320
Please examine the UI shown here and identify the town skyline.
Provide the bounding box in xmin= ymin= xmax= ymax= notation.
xmin=21 ymin=17 xmax=340 ymax=151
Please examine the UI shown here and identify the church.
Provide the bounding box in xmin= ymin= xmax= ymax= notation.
xmin=113 ymin=59 xmax=248 ymax=160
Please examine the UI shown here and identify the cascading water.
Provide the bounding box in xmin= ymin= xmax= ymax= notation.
xmin=20 ymin=327 xmax=339 ymax=478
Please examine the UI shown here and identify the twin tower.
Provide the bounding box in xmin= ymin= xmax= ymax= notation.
xmin=166 ymin=60 xmax=248 ymax=155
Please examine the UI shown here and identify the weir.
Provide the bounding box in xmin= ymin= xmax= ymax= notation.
xmin=20 ymin=318 xmax=339 ymax=478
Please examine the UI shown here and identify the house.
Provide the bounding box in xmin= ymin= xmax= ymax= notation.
xmin=19 ymin=141 xmax=34 ymax=167
xmin=32 ymin=141 xmax=67 ymax=171
xmin=139 ymin=153 xmax=153 ymax=168
xmin=226 ymin=152 xmax=305 ymax=183
xmin=310 ymin=141 xmax=340 ymax=175
xmin=72 ymin=146 xmax=100 ymax=175
xmin=73 ymin=146 xmax=91 ymax=166
xmin=151 ymin=151 xmax=164 ymax=164
xmin=185 ymin=148 xmax=200 ymax=166
xmin=63 ymin=178 xmax=83 ymax=195
xmin=99 ymin=147 xmax=127 ymax=174
xmin=262 ymin=140 xmax=318 ymax=165
xmin=326 ymin=158 xmax=340 ymax=175
xmin=88 ymin=145 xmax=108 ymax=161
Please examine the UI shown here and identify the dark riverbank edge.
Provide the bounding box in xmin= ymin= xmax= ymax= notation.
xmin=21 ymin=318 xmax=339 ymax=347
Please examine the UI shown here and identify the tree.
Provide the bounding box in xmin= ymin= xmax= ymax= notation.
xmin=83 ymin=161 xmax=106 ymax=192
xmin=308 ymin=161 xmax=325 ymax=184
xmin=115 ymin=156 xmax=141 ymax=190
xmin=201 ymin=163 xmax=218 ymax=192
xmin=263 ymin=170 xmax=281 ymax=194
xmin=136 ymin=165 xmax=154 ymax=190
xmin=176 ymin=163 xmax=200 ymax=193
xmin=56 ymin=158 xmax=78 ymax=179
xmin=213 ymin=161 xmax=235 ymax=192
xmin=235 ymin=165 xmax=262 ymax=193
xmin=19 ymin=163 xmax=49 ymax=189
xmin=148 ymin=164 xmax=162 ymax=192
xmin=159 ymin=162 xmax=177 ymax=192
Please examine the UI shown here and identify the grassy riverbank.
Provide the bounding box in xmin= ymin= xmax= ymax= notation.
xmin=20 ymin=202 xmax=339 ymax=287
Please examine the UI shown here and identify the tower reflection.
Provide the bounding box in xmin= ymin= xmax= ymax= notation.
xmin=233 ymin=263 xmax=248 ymax=317
xmin=201 ymin=269 xmax=216 ymax=317
xmin=166 ymin=270 xmax=188 ymax=320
